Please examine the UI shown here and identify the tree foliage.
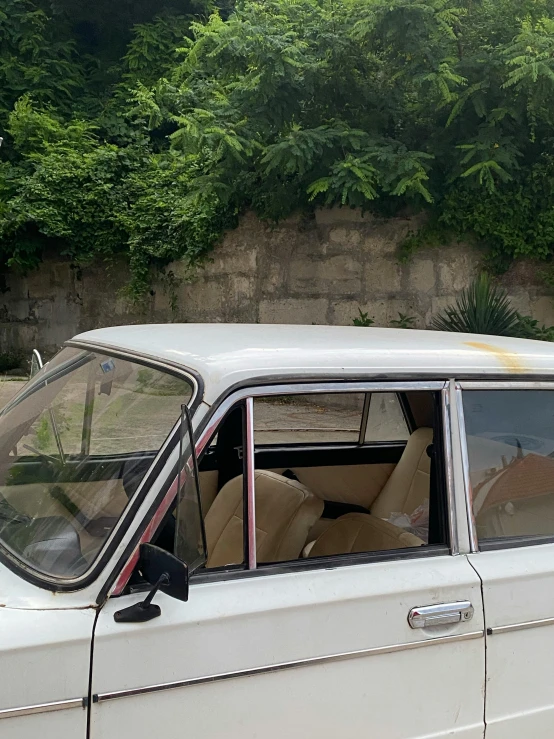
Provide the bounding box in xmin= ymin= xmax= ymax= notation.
xmin=2 ymin=0 xmax=554 ymax=295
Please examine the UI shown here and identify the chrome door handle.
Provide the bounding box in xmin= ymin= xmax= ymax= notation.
xmin=408 ymin=601 xmax=474 ymax=629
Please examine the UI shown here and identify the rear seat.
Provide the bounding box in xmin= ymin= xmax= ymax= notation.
xmin=305 ymin=427 xmax=432 ymax=557
xmin=307 ymin=512 xmax=424 ymax=557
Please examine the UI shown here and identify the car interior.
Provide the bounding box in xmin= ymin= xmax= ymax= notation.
xmin=192 ymin=389 xmax=448 ymax=571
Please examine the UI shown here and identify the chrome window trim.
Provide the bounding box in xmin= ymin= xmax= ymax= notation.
xmin=454 ymin=383 xmax=479 ymax=553
xmin=245 ymin=397 xmax=257 ymax=570
xmin=94 ymin=630 xmax=483 ymax=704
xmin=0 ymin=697 xmax=85 ymax=720
xmin=441 ymin=387 xmax=459 ymax=555
xmin=458 ymin=380 xmax=554 ymax=390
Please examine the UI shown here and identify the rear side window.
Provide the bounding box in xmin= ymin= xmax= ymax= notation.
xmin=463 ymin=390 xmax=554 ymax=542
xmin=254 ymin=393 xmax=365 ymax=444
xmin=254 ymin=392 xmax=409 ymax=445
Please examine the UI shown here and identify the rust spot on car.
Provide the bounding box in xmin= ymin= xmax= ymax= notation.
xmin=465 ymin=341 xmax=527 ymax=374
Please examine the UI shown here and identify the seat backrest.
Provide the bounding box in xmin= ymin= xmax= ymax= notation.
xmin=370 ymin=427 xmax=433 ymax=519
xmin=308 ymin=512 xmax=424 ymax=558
xmin=204 ymin=470 xmax=323 ymax=568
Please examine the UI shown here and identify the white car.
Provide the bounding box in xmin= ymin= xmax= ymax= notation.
xmin=1 ymin=323 xmax=553 ymax=739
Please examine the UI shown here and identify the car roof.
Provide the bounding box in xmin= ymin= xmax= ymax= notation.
xmin=71 ymin=323 xmax=554 ymax=405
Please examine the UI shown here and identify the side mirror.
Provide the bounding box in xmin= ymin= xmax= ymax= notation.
xmin=114 ymin=543 xmax=189 ymax=623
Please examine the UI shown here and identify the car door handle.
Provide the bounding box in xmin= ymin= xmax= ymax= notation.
xmin=408 ymin=601 xmax=474 ymax=629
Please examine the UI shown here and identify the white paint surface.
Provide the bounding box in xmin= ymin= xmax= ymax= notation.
xmin=0 ymin=606 xmax=95 ymax=738
xmin=469 ymin=545 xmax=554 ymax=738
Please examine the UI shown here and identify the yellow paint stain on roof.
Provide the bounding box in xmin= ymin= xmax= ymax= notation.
xmin=465 ymin=341 xmax=527 ymax=374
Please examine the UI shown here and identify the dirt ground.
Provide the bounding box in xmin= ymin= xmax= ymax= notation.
xmin=0 ymin=379 xmax=26 ymax=408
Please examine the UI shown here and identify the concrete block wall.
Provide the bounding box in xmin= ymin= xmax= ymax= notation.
xmin=1 ymin=209 xmax=553 ymax=356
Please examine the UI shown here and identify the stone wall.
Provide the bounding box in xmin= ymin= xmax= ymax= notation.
xmin=1 ymin=208 xmax=553 ymax=356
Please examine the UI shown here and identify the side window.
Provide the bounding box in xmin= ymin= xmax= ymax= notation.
xmin=189 ymin=389 xmax=443 ymax=576
xmin=173 ymin=387 xmax=446 ymax=585
xmin=253 ymin=392 xmax=409 ymax=445
xmin=254 ymin=393 xmax=365 ymax=444
xmin=364 ymin=393 xmax=409 ymax=442
xmin=463 ymin=389 xmax=554 ymax=542
xmin=252 ymin=390 xmax=440 ymax=564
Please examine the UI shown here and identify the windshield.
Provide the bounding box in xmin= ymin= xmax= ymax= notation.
xmin=0 ymin=347 xmax=193 ymax=580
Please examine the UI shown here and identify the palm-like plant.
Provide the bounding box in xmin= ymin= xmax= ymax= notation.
xmin=432 ymin=273 xmax=522 ymax=336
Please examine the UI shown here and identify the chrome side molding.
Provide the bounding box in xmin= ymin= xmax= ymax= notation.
xmin=0 ymin=697 xmax=85 ymax=721
xmin=94 ymin=630 xmax=483 ymax=704
xmin=487 ymin=615 xmax=554 ymax=636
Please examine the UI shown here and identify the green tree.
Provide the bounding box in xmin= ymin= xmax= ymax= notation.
xmin=2 ymin=0 xmax=554 ymax=296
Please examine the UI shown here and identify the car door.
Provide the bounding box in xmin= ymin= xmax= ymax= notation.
xmin=90 ymin=381 xmax=486 ymax=739
xmin=457 ymin=381 xmax=554 ymax=739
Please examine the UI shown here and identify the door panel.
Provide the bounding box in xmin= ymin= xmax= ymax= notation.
xmin=469 ymin=545 xmax=554 ymax=739
xmin=91 ymin=555 xmax=485 ymax=739
xmin=0 ymin=607 xmax=94 ymax=739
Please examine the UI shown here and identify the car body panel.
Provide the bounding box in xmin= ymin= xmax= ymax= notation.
xmin=0 ymin=607 xmax=94 ymax=738
xmin=91 ymin=555 xmax=485 ymax=739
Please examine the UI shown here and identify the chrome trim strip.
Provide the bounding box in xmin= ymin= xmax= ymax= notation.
xmin=455 ymin=383 xmax=478 ymax=553
xmin=95 ymin=631 xmax=483 ymax=703
xmin=244 ymin=381 xmax=447 ymax=395
xmin=245 ymin=397 xmax=257 ymax=570
xmin=442 ymin=386 xmax=459 ymax=555
xmin=0 ymin=698 xmax=84 ymax=720
xmin=459 ymin=381 xmax=554 ymax=390
xmin=488 ymin=616 xmax=554 ymax=635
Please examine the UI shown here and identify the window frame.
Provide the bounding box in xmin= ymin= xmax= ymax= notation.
xmin=186 ymin=379 xmax=456 ymax=585
xmin=457 ymin=380 xmax=554 ymax=553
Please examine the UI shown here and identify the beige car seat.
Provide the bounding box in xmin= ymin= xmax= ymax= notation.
xmin=306 ymin=427 xmax=433 ymax=558
xmin=370 ymin=427 xmax=433 ymax=519
xmin=308 ymin=513 xmax=424 ymax=558
xmin=204 ymin=470 xmax=323 ymax=567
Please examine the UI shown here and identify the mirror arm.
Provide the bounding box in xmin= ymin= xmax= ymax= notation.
xmin=114 ymin=573 xmax=169 ymax=624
